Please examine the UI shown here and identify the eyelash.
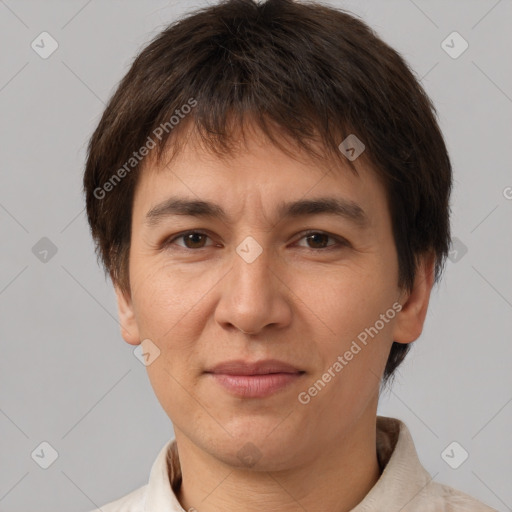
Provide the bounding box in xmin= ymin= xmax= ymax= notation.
xmin=164 ymin=230 xmax=350 ymax=251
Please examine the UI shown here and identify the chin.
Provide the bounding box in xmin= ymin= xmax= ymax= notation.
xmin=206 ymin=420 xmax=304 ymax=470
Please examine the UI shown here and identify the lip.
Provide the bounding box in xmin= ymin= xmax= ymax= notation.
xmin=205 ymin=359 xmax=305 ymax=398
xmin=206 ymin=358 xmax=303 ymax=375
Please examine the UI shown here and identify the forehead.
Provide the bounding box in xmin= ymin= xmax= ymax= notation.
xmin=133 ymin=120 xmax=389 ymax=225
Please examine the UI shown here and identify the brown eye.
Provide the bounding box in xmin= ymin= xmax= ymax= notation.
xmin=305 ymin=233 xmax=331 ymax=249
xmin=296 ymin=231 xmax=346 ymax=250
xmin=167 ymin=231 xmax=213 ymax=249
xmin=182 ymin=233 xmax=208 ymax=248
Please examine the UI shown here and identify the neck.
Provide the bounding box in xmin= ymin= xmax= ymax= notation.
xmin=174 ymin=406 xmax=381 ymax=512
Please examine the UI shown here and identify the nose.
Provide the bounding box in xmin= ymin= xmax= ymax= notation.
xmin=214 ymin=242 xmax=292 ymax=335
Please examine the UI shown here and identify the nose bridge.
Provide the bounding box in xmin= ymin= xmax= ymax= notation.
xmin=232 ymin=235 xmax=274 ymax=302
xmin=215 ymin=235 xmax=290 ymax=334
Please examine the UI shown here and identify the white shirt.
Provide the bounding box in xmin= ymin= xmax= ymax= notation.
xmin=90 ymin=416 xmax=497 ymax=511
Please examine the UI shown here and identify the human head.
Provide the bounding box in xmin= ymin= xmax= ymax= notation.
xmin=83 ymin=0 xmax=451 ymax=388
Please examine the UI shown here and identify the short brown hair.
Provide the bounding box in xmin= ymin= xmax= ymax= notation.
xmin=83 ymin=0 xmax=452 ymax=386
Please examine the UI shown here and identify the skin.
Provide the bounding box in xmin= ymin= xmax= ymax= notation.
xmin=115 ymin=122 xmax=435 ymax=512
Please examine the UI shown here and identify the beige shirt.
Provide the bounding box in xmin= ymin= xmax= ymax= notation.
xmin=91 ymin=416 xmax=496 ymax=511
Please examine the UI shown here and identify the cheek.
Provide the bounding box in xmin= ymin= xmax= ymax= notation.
xmin=129 ymin=259 xmax=215 ymax=391
xmin=302 ymin=262 xmax=397 ymax=340
xmin=129 ymin=257 xmax=212 ymax=340
xmin=299 ymin=258 xmax=399 ymax=392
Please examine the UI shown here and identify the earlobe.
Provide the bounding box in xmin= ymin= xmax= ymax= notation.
xmin=392 ymin=252 xmax=436 ymax=345
xmin=114 ymin=285 xmax=141 ymax=345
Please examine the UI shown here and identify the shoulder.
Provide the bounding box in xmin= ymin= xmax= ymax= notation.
xmin=86 ymin=484 xmax=147 ymax=512
xmin=372 ymin=417 xmax=497 ymax=512
xmin=422 ymin=481 xmax=498 ymax=512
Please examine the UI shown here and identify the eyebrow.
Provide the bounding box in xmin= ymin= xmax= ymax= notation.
xmin=145 ymin=196 xmax=369 ymax=228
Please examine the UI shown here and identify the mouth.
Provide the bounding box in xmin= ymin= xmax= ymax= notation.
xmin=204 ymin=359 xmax=305 ymax=398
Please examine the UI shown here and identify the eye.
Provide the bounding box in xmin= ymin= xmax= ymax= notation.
xmin=166 ymin=231 xmax=214 ymax=249
xmin=164 ymin=230 xmax=349 ymax=251
xmin=295 ymin=231 xmax=348 ymax=250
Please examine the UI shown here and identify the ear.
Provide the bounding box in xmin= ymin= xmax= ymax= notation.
xmin=392 ymin=252 xmax=436 ymax=344
xmin=114 ymin=285 xmax=141 ymax=345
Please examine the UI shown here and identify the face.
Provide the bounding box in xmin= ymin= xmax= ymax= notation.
xmin=116 ymin=123 xmax=433 ymax=471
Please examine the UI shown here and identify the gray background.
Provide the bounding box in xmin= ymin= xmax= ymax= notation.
xmin=0 ymin=0 xmax=511 ymax=510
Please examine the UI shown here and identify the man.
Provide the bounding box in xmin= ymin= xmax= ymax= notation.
xmin=84 ymin=0 xmax=496 ymax=510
